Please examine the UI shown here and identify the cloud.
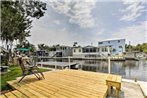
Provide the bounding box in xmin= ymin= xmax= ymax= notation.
xmin=54 ymin=20 xmax=61 ymax=25
xmin=111 ymin=21 xmax=147 ymax=45
xmin=28 ymin=23 xmax=94 ymax=46
xmin=120 ymin=0 xmax=146 ymax=21
xmin=48 ymin=0 xmax=96 ymax=28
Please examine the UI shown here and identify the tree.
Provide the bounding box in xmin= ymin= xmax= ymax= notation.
xmin=73 ymin=42 xmax=78 ymax=46
xmin=37 ymin=44 xmax=56 ymax=51
xmin=16 ymin=40 xmax=36 ymax=55
xmin=125 ymin=43 xmax=147 ymax=53
xmin=1 ymin=0 xmax=47 ymax=47
xmin=1 ymin=1 xmax=33 ymax=61
xmin=17 ymin=0 xmax=47 ymax=19
xmin=1 ymin=0 xmax=47 ymax=63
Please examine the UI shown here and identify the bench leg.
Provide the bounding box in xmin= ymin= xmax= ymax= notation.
xmin=18 ymin=74 xmax=26 ymax=83
xmin=108 ymin=86 xmax=111 ymax=95
xmin=116 ymin=88 xmax=120 ymax=98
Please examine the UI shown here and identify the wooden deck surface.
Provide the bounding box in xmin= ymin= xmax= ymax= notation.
xmin=0 ymin=69 xmax=121 ymax=98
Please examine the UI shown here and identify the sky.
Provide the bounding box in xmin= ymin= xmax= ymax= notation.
xmin=27 ymin=0 xmax=147 ymax=46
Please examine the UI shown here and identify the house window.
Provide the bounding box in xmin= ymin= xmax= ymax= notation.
xmin=108 ymin=41 xmax=110 ymax=43
xmin=99 ymin=42 xmax=103 ymax=44
xmin=79 ymin=49 xmax=81 ymax=52
xmin=74 ymin=49 xmax=76 ymax=52
xmin=102 ymin=48 xmax=105 ymax=52
xmin=119 ymin=46 xmax=122 ymax=48
xmin=93 ymin=48 xmax=96 ymax=52
xmin=82 ymin=48 xmax=86 ymax=53
xmin=97 ymin=48 xmax=99 ymax=52
xmin=118 ymin=40 xmax=120 ymax=43
xmin=105 ymin=48 xmax=108 ymax=52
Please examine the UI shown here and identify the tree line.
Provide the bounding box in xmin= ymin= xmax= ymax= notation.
xmin=125 ymin=43 xmax=147 ymax=53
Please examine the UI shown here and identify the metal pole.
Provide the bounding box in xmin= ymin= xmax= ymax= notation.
xmin=108 ymin=56 xmax=111 ymax=74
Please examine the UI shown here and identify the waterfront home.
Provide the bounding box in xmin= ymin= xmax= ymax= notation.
xmin=55 ymin=45 xmax=72 ymax=57
xmin=98 ymin=38 xmax=126 ymax=55
xmin=35 ymin=50 xmax=48 ymax=57
xmin=72 ymin=45 xmax=111 ymax=58
xmin=36 ymin=45 xmax=72 ymax=57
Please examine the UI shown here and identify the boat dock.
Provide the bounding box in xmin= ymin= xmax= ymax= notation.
xmin=1 ymin=69 xmax=122 ymax=98
xmin=37 ymin=56 xmax=126 ymax=61
xmin=36 ymin=62 xmax=78 ymax=69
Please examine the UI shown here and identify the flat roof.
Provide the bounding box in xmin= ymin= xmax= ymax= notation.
xmin=98 ymin=38 xmax=125 ymax=42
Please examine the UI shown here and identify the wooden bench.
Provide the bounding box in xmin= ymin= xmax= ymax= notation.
xmin=106 ymin=74 xmax=121 ymax=98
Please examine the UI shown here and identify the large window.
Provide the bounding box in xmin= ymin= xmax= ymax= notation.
xmin=119 ymin=46 xmax=122 ymax=48
xmin=102 ymin=48 xmax=105 ymax=52
xmin=102 ymin=48 xmax=107 ymax=52
xmin=118 ymin=40 xmax=120 ymax=43
xmin=99 ymin=42 xmax=103 ymax=44
xmin=91 ymin=48 xmax=96 ymax=52
xmin=97 ymin=48 xmax=99 ymax=52
xmin=82 ymin=48 xmax=96 ymax=53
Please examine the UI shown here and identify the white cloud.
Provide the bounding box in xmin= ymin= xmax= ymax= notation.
xmin=28 ymin=24 xmax=93 ymax=46
xmin=112 ymin=21 xmax=147 ymax=45
xmin=120 ymin=0 xmax=146 ymax=21
xmin=54 ymin=20 xmax=60 ymax=25
xmin=48 ymin=0 xmax=96 ymax=28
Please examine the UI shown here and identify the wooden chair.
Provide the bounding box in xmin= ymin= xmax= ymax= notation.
xmin=18 ymin=57 xmax=45 ymax=83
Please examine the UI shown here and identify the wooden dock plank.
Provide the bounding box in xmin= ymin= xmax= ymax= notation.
xmin=0 ymin=95 xmax=7 ymax=98
xmin=11 ymin=90 xmax=28 ymax=98
xmin=4 ymin=69 xmax=122 ymax=98
xmin=4 ymin=92 xmax=17 ymax=98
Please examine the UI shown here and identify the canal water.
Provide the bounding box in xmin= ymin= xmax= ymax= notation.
xmin=40 ymin=58 xmax=147 ymax=82
xmin=72 ymin=59 xmax=147 ymax=82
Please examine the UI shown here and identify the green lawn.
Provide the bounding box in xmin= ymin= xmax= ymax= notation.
xmin=0 ymin=66 xmax=49 ymax=91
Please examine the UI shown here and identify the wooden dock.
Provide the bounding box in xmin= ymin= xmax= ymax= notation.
xmin=0 ymin=69 xmax=121 ymax=98
xmin=36 ymin=62 xmax=77 ymax=69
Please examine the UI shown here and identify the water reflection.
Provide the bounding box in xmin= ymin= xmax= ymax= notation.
xmin=73 ymin=60 xmax=147 ymax=81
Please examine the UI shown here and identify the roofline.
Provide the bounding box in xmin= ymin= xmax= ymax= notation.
xmin=73 ymin=46 xmax=110 ymax=48
xmin=98 ymin=38 xmax=126 ymax=42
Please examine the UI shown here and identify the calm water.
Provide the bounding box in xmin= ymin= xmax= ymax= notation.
xmin=72 ymin=59 xmax=147 ymax=82
xmin=42 ymin=58 xmax=147 ymax=81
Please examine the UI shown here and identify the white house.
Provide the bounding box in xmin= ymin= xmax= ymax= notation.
xmin=72 ymin=45 xmax=111 ymax=58
xmin=98 ymin=39 xmax=126 ymax=55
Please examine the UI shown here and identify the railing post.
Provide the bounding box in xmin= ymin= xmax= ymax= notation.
xmin=108 ymin=56 xmax=111 ymax=74
xmin=55 ymin=56 xmax=57 ymax=69
xmin=41 ymin=59 xmax=43 ymax=67
xmin=68 ymin=56 xmax=70 ymax=69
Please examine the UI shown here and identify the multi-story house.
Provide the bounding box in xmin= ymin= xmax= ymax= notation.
xmin=98 ymin=39 xmax=125 ymax=55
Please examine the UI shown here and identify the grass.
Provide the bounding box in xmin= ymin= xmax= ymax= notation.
xmin=0 ymin=65 xmax=49 ymax=91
